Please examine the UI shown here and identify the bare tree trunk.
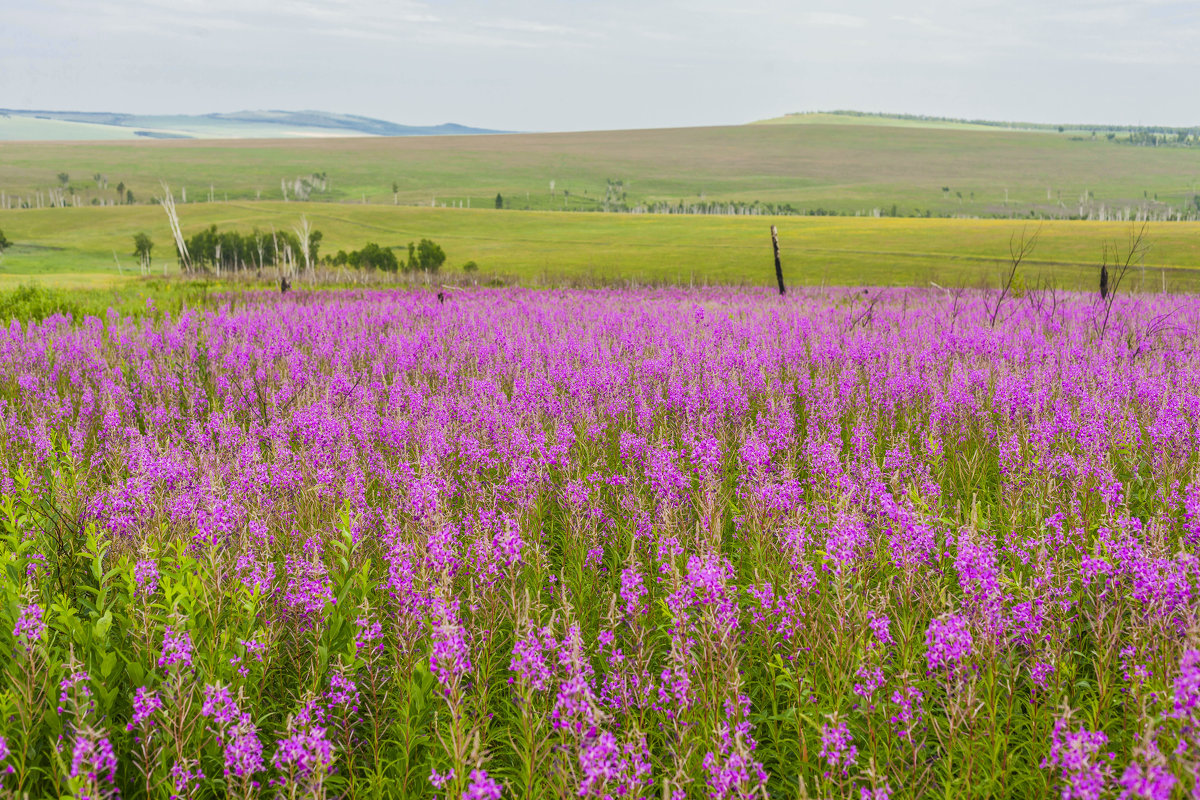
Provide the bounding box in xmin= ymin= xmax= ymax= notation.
xmin=159 ymin=181 xmax=191 ymax=273
xmin=293 ymin=216 xmax=313 ymax=282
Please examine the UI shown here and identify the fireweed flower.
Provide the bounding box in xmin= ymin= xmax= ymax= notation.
xmin=326 ymin=670 xmax=360 ymax=714
xmin=552 ymin=624 xmax=600 ymax=736
xmin=271 ymin=723 xmax=335 ymax=784
xmin=222 ymin=720 xmax=266 ymax=780
xmin=925 ymin=613 xmax=974 ymax=678
xmin=58 ymin=670 xmax=94 ymax=716
xmin=170 ymin=760 xmax=205 ymax=798
xmin=889 ymin=686 xmax=924 ymax=740
xmin=1030 ymin=661 xmax=1056 ymax=691
xmin=866 ymin=611 xmax=893 ymax=648
xmin=1117 ymin=738 xmax=1176 ymax=800
xmin=353 ymin=613 xmax=385 ymax=659
xmin=429 ymin=768 xmax=455 ymax=789
xmin=230 ymin=633 xmax=268 ymax=678
xmin=819 ymin=720 xmax=857 ymax=777
xmin=1041 ymin=717 xmax=1112 ymax=800
xmin=462 ymin=769 xmax=502 ymax=800
xmin=702 ymin=695 xmax=767 ymax=800
xmin=860 ymin=783 xmax=892 ymax=800
xmin=509 ymin=625 xmax=555 ymax=692
xmin=668 ymin=553 xmax=740 ymax=638
xmin=852 ymin=663 xmax=886 ymax=709
xmin=158 ymin=625 xmax=194 ymax=670
xmin=24 ymin=553 xmax=47 ymax=580
xmin=202 ymin=683 xmax=242 ymax=729
xmin=70 ymin=733 xmax=118 ymax=785
xmin=10 ymin=284 xmax=1200 ymax=795
xmin=281 ymin=546 xmax=335 ymax=632
xmin=202 ymin=681 xmax=265 ymax=781
xmin=579 ymin=731 xmax=653 ymax=799
xmin=127 ymin=687 xmax=163 ymax=731
xmin=1170 ymin=648 xmax=1200 ymax=723
xmin=133 ymin=558 xmax=160 ymax=597
xmin=429 ymin=598 xmax=472 ymax=692
xmin=619 ymin=565 xmax=648 ymax=620
xmin=12 ymin=602 xmax=46 ymax=651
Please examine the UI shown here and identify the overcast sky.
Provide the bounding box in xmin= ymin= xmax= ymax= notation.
xmin=2 ymin=0 xmax=1197 ymax=131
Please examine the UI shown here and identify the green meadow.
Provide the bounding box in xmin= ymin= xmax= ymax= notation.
xmin=3 ymin=118 xmax=1200 ymax=218
xmin=2 ymin=203 xmax=1199 ymax=291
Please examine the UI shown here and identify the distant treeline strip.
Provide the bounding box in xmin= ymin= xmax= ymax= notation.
xmin=810 ymin=110 xmax=1200 ymax=143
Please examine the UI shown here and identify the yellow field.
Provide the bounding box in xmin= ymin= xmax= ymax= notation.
xmin=1 ymin=203 xmax=1198 ymax=291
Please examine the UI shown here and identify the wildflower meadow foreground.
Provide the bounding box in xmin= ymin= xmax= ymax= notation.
xmin=2 ymin=286 xmax=1200 ymax=800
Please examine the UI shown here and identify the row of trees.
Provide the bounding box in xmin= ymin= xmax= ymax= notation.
xmin=131 ymin=228 xmax=447 ymax=274
xmin=329 ymin=238 xmax=446 ymax=272
xmin=52 ymin=173 xmax=135 ymax=204
xmin=176 ymin=226 xmax=322 ymax=271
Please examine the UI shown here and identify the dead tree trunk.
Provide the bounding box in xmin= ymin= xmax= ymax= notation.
xmin=771 ymin=225 xmax=786 ymax=295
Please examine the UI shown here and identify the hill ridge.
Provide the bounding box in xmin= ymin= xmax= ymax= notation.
xmin=0 ymin=108 xmax=507 ymax=141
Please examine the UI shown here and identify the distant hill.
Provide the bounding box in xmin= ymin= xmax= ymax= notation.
xmin=754 ymin=110 xmax=1200 ymax=139
xmin=0 ymin=109 xmax=507 ymax=141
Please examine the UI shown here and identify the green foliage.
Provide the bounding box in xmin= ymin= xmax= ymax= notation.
xmin=0 ymin=228 xmax=9 ymax=252
xmin=0 ymin=284 xmax=83 ymax=323
xmin=462 ymin=260 xmax=478 ymax=273
xmin=308 ymin=230 xmax=323 ymax=264
xmin=182 ymin=225 xmax=311 ymax=271
xmin=347 ymin=242 xmax=399 ymax=272
xmin=0 ymin=281 xmax=221 ymax=323
xmin=413 ymin=239 xmax=446 ymax=273
xmin=132 ymin=233 xmax=153 ymax=264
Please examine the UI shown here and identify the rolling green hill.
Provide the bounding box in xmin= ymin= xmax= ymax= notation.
xmin=4 ymin=115 xmax=1200 ymax=292
xmin=2 ymin=120 xmax=1199 ymax=220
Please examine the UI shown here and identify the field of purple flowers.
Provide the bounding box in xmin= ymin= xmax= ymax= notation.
xmin=1 ymin=286 xmax=1199 ymax=800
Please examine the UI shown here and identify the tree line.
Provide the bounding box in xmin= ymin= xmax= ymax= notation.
xmin=132 ymin=227 xmax=447 ymax=274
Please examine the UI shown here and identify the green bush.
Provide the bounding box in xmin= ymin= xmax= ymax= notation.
xmin=347 ymin=242 xmax=399 ymax=272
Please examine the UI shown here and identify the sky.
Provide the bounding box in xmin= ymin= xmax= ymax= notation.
xmin=2 ymin=0 xmax=1198 ymax=131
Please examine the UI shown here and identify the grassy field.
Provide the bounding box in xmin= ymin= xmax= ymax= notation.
xmin=3 ymin=203 xmax=1200 ymax=292
xmin=3 ymin=121 xmax=1200 ymax=218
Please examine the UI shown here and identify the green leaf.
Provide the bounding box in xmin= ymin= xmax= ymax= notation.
xmin=92 ymin=610 xmax=113 ymax=642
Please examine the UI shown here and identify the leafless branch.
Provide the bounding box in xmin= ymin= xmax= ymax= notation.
xmin=988 ymin=225 xmax=1041 ymax=328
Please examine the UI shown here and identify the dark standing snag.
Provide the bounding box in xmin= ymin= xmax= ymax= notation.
xmin=280 ymin=276 xmax=290 ymax=294
xmin=437 ymin=292 xmax=445 ymax=304
xmin=1096 ymin=221 xmax=1150 ymax=338
xmin=771 ymin=225 xmax=785 ymax=295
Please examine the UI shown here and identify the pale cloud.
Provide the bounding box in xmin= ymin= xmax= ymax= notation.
xmin=799 ymin=12 xmax=866 ymax=28
xmin=0 ymin=0 xmax=1196 ymax=129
